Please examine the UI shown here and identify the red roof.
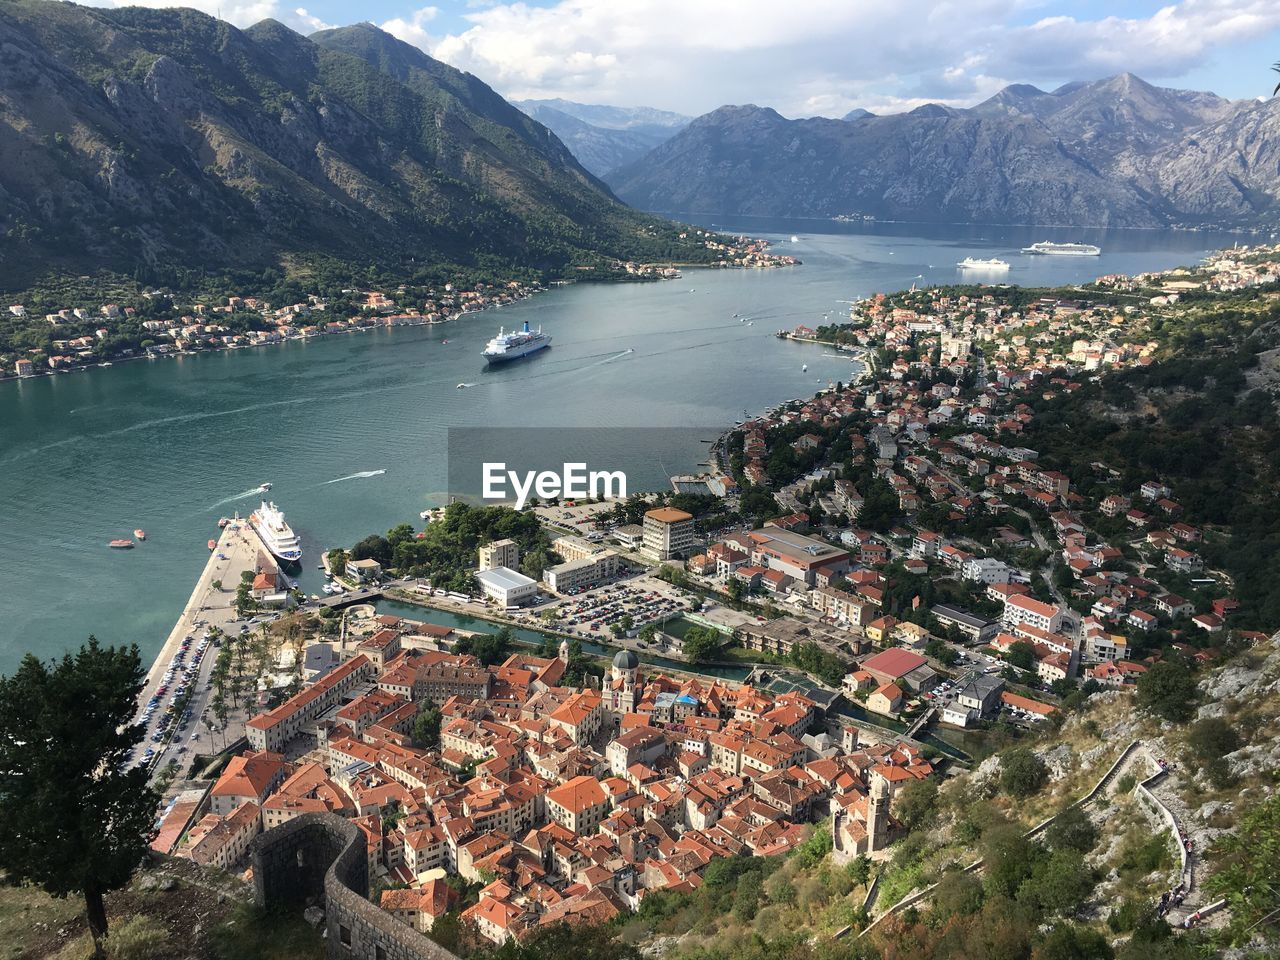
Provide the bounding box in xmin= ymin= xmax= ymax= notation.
xmin=860 ymin=648 xmax=927 ymax=679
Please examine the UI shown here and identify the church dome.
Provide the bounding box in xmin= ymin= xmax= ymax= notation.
xmin=612 ymin=649 xmax=639 ymax=671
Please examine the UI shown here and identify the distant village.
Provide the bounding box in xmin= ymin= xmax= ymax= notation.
xmin=1 ymin=230 xmax=796 ymax=379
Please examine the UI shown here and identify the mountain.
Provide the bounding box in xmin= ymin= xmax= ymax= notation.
xmin=0 ymin=3 xmax=700 ymax=288
xmin=841 ymin=108 xmax=875 ymax=121
xmin=608 ymin=75 xmax=1279 ymax=229
xmin=514 ymin=99 xmax=689 ymax=177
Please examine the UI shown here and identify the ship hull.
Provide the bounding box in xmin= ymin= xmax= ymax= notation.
xmin=483 ymin=341 xmax=552 ymax=365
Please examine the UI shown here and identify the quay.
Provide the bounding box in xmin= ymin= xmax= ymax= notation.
xmin=135 ymin=519 xmax=264 ymax=776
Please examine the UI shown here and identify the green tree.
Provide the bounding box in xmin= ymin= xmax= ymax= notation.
xmin=924 ymin=637 xmax=959 ymax=666
xmin=1018 ymin=850 xmax=1096 ymax=914
xmin=413 ymin=704 xmax=442 ymax=749
xmin=1045 ymin=805 xmax=1098 ymax=854
xmin=327 ymin=547 xmax=348 ymax=577
xmin=982 ymin=826 xmax=1038 ymax=900
xmin=1000 ymin=748 xmax=1048 ymax=799
xmin=1137 ymin=658 xmax=1198 ymax=722
xmin=682 ymin=626 xmax=723 ymax=664
xmin=1004 ymin=640 xmax=1037 ymax=671
xmin=1032 ymin=923 xmax=1114 ymax=960
xmin=0 ymin=638 xmax=158 ymax=957
xmin=894 ymin=778 xmax=939 ymax=831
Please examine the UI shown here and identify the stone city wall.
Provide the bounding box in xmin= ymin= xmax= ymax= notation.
xmin=251 ymin=812 xmax=461 ymax=960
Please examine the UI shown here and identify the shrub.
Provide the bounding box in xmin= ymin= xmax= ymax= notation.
xmin=1001 ymin=748 xmax=1048 ymax=798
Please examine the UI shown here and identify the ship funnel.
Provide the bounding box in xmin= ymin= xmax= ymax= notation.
xmin=522 ymin=320 xmax=530 ymax=333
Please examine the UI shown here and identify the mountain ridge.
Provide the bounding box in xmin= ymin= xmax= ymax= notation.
xmin=512 ymin=98 xmax=690 ymax=177
xmin=0 ymin=1 xmax=705 ymax=288
xmin=607 ymin=74 xmax=1279 ymax=228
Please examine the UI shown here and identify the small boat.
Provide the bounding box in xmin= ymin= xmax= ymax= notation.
xmin=801 ymin=364 xmax=808 ymax=372
xmin=442 ymin=339 xmax=449 ymax=344
xmin=420 ymin=510 xmax=433 ymax=520
xmin=109 ymin=539 xmax=135 ymax=549
xmin=791 ymin=235 xmax=800 ymax=242
xmin=207 ymin=539 xmax=216 ymax=551
xmin=217 ymin=517 xmax=231 ymax=528
xmin=322 ymin=582 xmax=336 ymax=595
xmin=258 ymin=482 xmax=272 ymax=492
xmin=134 ymin=529 xmax=147 ymax=541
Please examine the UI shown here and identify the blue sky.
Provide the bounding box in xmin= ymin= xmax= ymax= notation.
xmin=89 ymin=0 xmax=1280 ymax=117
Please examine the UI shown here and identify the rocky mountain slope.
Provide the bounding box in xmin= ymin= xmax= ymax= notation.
xmin=608 ymin=74 xmax=1280 ymax=229
xmin=0 ymin=3 xmax=698 ymax=287
xmin=514 ymin=99 xmax=690 ymax=177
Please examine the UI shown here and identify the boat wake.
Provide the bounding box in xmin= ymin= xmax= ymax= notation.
xmin=209 ymin=487 xmax=269 ymax=509
xmin=325 ymin=469 xmax=386 ymax=484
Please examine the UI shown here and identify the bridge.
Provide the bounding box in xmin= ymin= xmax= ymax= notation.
xmin=314 ymin=586 xmax=384 ymax=610
xmin=904 ymin=706 xmax=935 ymax=739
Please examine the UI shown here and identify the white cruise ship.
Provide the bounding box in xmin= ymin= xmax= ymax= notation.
xmin=1021 ymin=241 xmax=1101 ymax=256
xmin=250 ymin=500 xmax=302 ymax=565
xmin=482 ymin=320 xmax=551 ymax=364
xmin=957 ymin=257 xmax=1010 ymax=270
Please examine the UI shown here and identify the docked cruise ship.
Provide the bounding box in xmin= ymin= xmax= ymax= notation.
xmin=1021 ymin=241 xmax=1101 ymax=256
xmin=482 ymin=320 xmax=551 ymax=364
xmin=250 ymin=500 xmax=302 ymax=565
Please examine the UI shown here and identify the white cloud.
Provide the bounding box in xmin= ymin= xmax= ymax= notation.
xmin=396 ymin=0 xmax=1280 ymax=116
xmin=84 ymin=0 xmax=333 ymax=34
xmin=292 ymin=7 xmax=335 ymax=32
xmin=82 ymin=0 xmax=1280 ymax=116
xmin=381 ymin=7 xmax=441 ymax=50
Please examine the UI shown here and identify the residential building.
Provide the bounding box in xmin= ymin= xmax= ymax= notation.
xmin=642 ymin=508 xmax=696 ymax=561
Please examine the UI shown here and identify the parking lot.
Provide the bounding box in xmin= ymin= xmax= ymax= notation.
xmin=541 ymin=578 xmax=693 ymax=639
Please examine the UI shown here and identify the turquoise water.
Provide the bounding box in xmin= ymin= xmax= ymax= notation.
xmin=0 ymin=219 xmax=1241 ymax=673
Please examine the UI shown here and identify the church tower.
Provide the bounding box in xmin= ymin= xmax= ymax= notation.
xmin=559 ymin=639 xmax=570 ymax=665
xmin=867 ymin=772 xmax=890 ymax=853
xmin=609 ymin=649 xmax=640 ymax=713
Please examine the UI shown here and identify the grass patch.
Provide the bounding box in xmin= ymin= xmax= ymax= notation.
xmin=209 ymin=904 xmax=323 ymax=960
xmin=0 ymin=885 xmax=83 ymax=959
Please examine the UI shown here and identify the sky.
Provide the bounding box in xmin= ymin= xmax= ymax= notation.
xmin=84 ymin=0 xmax=1280 ymax=117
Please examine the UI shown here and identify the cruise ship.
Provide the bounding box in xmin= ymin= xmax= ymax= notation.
xmin=250 ymin=500 xmax=302 ymax=565
xmin=957 ymin=257 xmax=1010 ymax=270
xmin=1021 ymin=241 xmax=1101 ymax=256
xmin=482 ymin=320 xmax=551 ymax=364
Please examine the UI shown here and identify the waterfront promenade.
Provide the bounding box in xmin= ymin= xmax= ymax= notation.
xmin=135 ymin=520 xmax=262 ymax=774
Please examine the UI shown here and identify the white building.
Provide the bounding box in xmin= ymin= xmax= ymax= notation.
xmin=961 ymin=557 xmax=1013 ymax=585
xmin=474 ymin=566 xmax=538 ymax=607
xmin=544 ymin=550 xmax=620 ymax=594
xmin=642 ymin=507 xmax=696 ymax=561
xmin=1002 ymin=594 xmax=1064 ymax=635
